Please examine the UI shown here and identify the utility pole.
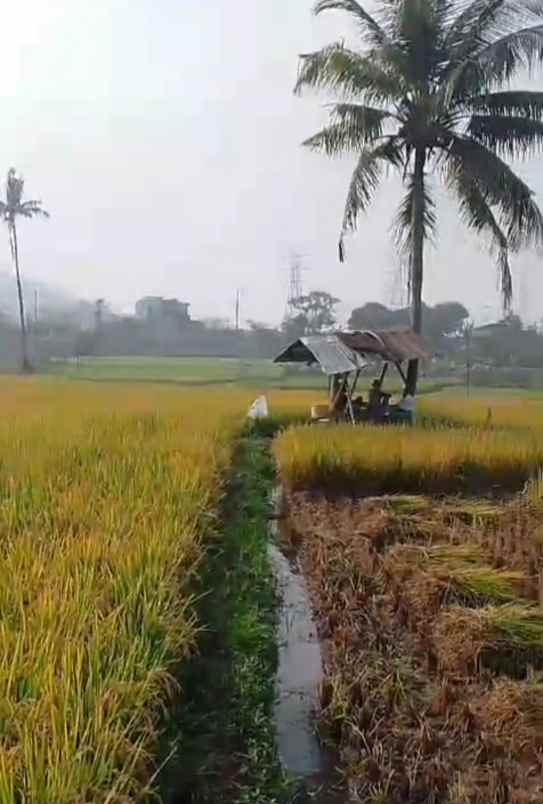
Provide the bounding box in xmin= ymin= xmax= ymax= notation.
xmin=235 ymin=289 xmax=241 ymax=331
xmin=33 ymin=289 xmax=39 ymax=329
xmin=464 ymin=320 xmax=474 ymax=398
xmin=94 ymin=298 xmax=105 ymax=335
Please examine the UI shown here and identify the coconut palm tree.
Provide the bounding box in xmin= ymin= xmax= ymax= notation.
xmin=0 ymin=169 xmax=49 ymax=373
xmin=296 ymin=0 xmax=543 ymax=393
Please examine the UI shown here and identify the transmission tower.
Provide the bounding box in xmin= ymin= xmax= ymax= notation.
xmin=286 ymin=252 xmax=307 ymax=317
xmin=385 ymin=262 xmax=407 ymax=309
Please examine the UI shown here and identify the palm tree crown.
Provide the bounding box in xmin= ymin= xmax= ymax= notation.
xmin=0 ymin=168 xmax=49 ymax=226
xmin=296 ymin=0 xmax=543 ymax=388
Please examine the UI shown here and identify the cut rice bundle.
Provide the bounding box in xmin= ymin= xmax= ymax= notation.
xmin=435 ymin=605 xmax=543 ymax=678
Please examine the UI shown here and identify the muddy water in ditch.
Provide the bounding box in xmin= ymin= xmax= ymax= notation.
xmin=269 ymin=489 xmax=344 ymax=803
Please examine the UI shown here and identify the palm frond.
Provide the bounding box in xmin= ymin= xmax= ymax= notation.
xmin=449 ymin=163 xmax=512 ymax=308
xmin=340 ymin=137 xmax=404 ymax=260
xmin=446 ymin=135 xmax=543 ymax=251
xmin=303 ymin=104 xmax=392 ymax=155
xmin=468 ymin=114 xmax=543 ymax=157
xmin=476 ymin=23 xmax=543 ymax=83
xmin=447 ymin=23 xmax=543 ymax=103
xmin=294 ymin=43 xmax=402 ymax=103
xmin=445 ymin=0 xmax=508 ymax=55
xmin=393 ymin=168 xmax=437 ymax=261
xmin=314 ymin=0 xmax=389 ymax=47
xmin=469 ymin=90 xmax=543 ymax=118
xmin=20 ymin=201 xmax=50 ymax=219
xmin=442 ymin=0 xmax=543 ymax=101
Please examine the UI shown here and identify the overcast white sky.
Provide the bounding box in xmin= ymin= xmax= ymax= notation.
xmin=3 ymin=0 xmax=543 ymax=326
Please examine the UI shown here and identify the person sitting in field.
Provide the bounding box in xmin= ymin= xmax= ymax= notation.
xmin=368 ymin=380 xmax=391 ymax=416
xmin=351 ymin=394 xmax=367 ymax=420
xmin=330 ymin=378 xmax=349 ymax=419
xmin=397 ymin=393 xmax=416 ymax=424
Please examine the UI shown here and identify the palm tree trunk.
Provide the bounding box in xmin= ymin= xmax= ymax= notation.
xmin=406 ymin=147 xmax=426 ymax=396
xmin=10 ymin=222 xmax=32 ymax=373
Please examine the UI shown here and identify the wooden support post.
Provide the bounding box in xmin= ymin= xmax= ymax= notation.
xmin=351 ymin=370 xmax=361 ymax=398
xmin=395 ymin=361 xmax=408 ymax=388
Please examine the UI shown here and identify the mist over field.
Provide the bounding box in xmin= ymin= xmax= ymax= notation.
xmin=5 ymin=0 xmax=543 ymax=327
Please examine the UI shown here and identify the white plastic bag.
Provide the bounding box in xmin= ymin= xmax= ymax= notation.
xmin=247 ymin=396 xmax=269 ymax=420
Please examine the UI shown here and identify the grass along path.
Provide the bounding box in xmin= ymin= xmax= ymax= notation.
xmin=158 ymin=434 xmax=294 ymax=804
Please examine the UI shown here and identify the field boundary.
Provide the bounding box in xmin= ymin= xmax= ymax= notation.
xmin=157 ymin=434 xmax=294 ymax=803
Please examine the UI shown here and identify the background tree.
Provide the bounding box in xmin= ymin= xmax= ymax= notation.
xmin=349 ymin=300 xmax=468 ymax=337
xmin=348 ymin=301 xmax=407 ymax=330
xmin=348 ymin=301 xmax=398 ymax=330
xmin=282 ymin=312 xmax=309 ymax=342
xmin=425 ymin=302 xmax=470 ymax=338
xmin=289 ymin=290 xmax=340 ymax=335
xmin=0 ymin=169 xmax=49 ymax=372
xmin=296 ymin=0 xmax=543 ymax=393
xmin=247 ymin=320 xmax=284 ymax=358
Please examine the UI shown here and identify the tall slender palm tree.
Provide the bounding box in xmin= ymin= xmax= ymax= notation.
xmin=0 ymin=169 xmax=49 ymax=373
xmin=296 ymin=0 xmax=543 ymax=393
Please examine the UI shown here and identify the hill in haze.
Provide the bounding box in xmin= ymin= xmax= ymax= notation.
xmin=0 ymin=272 xmax=84 ymax=324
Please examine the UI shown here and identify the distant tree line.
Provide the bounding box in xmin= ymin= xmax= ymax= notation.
xmin=348 ymin=302 xmax=470 ymax=340
xmin=6 ymin=272 xmax=543 ymax=383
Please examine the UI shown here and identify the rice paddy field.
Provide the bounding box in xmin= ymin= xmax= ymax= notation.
xmin=420 ymin=392 xmax=543 ymax=433
xmin=273 ymin=391 xmax=543 ymax=802
xmin=274 ymin=421 xmax=543 ymax=494
xmin=0 ymin=378 xmax=252 ymax=803
xmin=6 ymin=375 xmax=543 ymax=803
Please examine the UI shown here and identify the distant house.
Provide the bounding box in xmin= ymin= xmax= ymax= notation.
xmin=135 ymin=296 xmax=190 ymax=323
xmin=471 ymin=318 xmax=521 ymax=340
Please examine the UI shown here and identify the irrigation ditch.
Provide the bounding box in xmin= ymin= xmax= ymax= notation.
xmin=153 ymin=412 xmax=543 ymax=803
xmin=156 ymin=423 xmax=341 ymax=804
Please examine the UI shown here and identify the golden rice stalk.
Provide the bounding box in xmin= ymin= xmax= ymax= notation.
xmin=274 ymin=423 xmax=543 ymax=495
xmin=0 ymin=378 xmax=250 ymax=803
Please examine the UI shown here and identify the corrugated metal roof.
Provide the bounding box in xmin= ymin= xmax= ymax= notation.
xmin=274 ymin=335 xmax=365 ymax=375
xmin=339 ymin=329 xmax=430 ymax=361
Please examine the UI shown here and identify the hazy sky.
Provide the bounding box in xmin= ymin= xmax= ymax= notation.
xmin=3 ymin=0 xmax=543 ymax=325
